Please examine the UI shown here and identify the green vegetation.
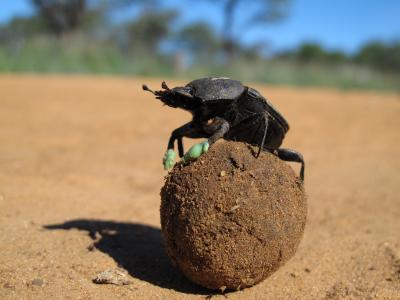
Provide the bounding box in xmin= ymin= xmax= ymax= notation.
xmin=1 ymin=35 xmax=398 ymax=91
xmin=0 ymin=0 xmax=399 ymax=91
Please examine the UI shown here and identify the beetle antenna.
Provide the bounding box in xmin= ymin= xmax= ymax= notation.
xmin=161 ymin=81 xmax=171 ymax=91
xmin=142 ymin=84 xmax=156 ymax=95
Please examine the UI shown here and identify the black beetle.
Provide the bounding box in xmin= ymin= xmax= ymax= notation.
xmin=143 ymin=77 xmax=304 ymax=181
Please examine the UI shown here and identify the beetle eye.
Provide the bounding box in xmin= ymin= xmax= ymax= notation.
xmin=174 ymin=87 xmax=193 ymax=98
xmin=181 ymin=87 xmax=193 ymax=95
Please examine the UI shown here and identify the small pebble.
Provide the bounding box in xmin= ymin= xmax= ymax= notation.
xmin=31 ymin=278 xmax=44 ymax=287
xmin=3 ymin=282 xmax=14 ymax=289
xmin=93 ymin=268 xmax=131 ymax=286
xmin=228 ymin=205 xmax=240 ymax=213
xmin=219 ymin=171 xmax=226 ymax=177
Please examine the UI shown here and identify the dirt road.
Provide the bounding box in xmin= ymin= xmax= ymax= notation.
xmin=0 ymin=75 xmax=399 ymax=299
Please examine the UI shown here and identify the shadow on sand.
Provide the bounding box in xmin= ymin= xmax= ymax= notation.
xmin=44 ymin=219 xmax=211 ymax=295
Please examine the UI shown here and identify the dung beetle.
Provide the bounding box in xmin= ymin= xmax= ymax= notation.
xmin=143 ymin=77 xmax=304 ymax=181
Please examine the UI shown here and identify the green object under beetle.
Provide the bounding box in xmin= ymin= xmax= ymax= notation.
xmin=163 ymin=149 xmax=176 ymax=170
xmin=182 ymin=141 xmax=209 ymax=163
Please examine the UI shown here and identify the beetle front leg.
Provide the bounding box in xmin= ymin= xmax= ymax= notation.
xmin=164 ymin=123 xmax=190 ymax=170
xmin=167 ymin=134 xmax=185 ymax=158
xmin=177 ymin=137 xmax=184 ymax=157
xmin=164 ymin=122 xmax=205 ymax=170
xmin=182 ymin=118 xmax=230 ymax=163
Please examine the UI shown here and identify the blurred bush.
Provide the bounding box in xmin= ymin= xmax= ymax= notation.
xmin=355 ymin=42 xmax=400 ymax=73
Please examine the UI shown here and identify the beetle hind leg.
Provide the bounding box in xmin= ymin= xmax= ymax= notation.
xmin=276 ymin=148 xmax=305 ymax=182
xmin=256 ymin=113 xmax=269 ymax=158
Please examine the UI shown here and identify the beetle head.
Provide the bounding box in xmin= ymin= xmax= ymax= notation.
xmin=142 ymin=81 xmax=200 ymax=110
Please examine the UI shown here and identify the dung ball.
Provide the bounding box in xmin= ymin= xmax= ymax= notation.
xmin=160 ymin=141 xmax=307 ymax=290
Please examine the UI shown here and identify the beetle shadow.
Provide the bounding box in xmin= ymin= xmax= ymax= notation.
xmin=44 ymin=219 xmax=211 ymax=295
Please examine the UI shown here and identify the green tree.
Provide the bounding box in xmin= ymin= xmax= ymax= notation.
xmin=355 ymin=41 xmax=400 ymax=72
xmin=278 ymin=43 xmax=348 ymax=64
xmin=0 ymin=15 xmax=46 ymax=41
xmin=31 ymin=0 xmax=86 ymax=36
xmin=201 ymin=0 xmax=291 ymax=59
xmin=296 ymin=43 xmax=325 ymax=62
xmin=324 ymin=50 xmax=347 ymax=63
xmin=176 ymin=22 xmax=219 ymax=63
xmin=124 ymin=10 xmax=178 ymax=54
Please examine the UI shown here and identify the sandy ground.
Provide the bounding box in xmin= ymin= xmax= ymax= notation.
xmin=0 ymin=75 xmax=399 ymax=300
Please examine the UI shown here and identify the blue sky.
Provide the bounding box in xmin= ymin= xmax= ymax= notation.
xmin=1 ymin=0 xmax=399 ymax=54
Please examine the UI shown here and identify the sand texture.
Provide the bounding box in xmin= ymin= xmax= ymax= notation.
xmin=0 ymin=75 xmax=399 ymax=299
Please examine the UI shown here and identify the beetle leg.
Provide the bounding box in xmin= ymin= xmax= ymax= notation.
xmin=177 ymin=137 xmax=184 ymax=157
xmin=256 ymin=114 xmax=269 ymax=158
xmin=228 ymin=112 xmax=268 ymax=157
xmin=164 ymin=121 xmax=207 ymax=169
xmin=164 ymin=122 xmax=193 ymax=170
xmin=167 ymin=121 xmax=203 ymax=155
xmin=182 ymin=118 xmax=230 ymax=163
xmin=276 ymin=148 xmax=305 ymax=182
xmin=208 ymin=117 xmax=230 ymax=145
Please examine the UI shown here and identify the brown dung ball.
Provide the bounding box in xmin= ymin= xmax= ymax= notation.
xmin=160 ymin=141 xmax=307 ymax=290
